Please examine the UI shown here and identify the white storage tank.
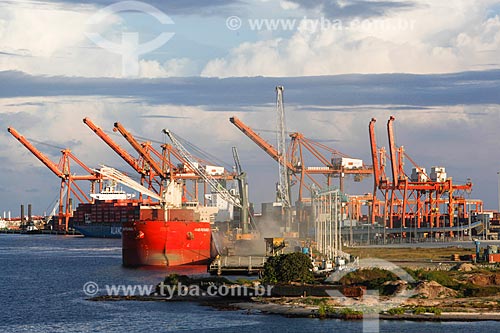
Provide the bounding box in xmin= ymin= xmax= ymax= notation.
xmin=332 ymin=157 xmax=363 ymax=170
xmin=430 ymin=166 xmax=447 ymax=182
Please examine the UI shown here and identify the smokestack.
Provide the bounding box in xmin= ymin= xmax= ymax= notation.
xmin=28 ymin=204 xmax=32 ymax=223
xmin=8 ymin=211 xmax=11 ymax=220
xmin=20 ymin=205 xmax=24 ymax=226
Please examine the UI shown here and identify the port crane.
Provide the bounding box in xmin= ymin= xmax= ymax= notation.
xmin=163 ymin=129 xmax=242 ymax=209
xmin=83 ymin=117 xmax=158 ymax=195
xmin=232 ymin=146 xmax=257 ymax=235
xmin=114 ymin=122 xmax=170 ymax=183
xmin=230 ymin=96 xmax=372 ymax=203
xmin=8 ymin=127 xmax=102 ymax=231
xmin=109 ymin=121 xmax=235 ymax=202
xmin=275 ymin=86 xmax=293 ymax=232
xmin=369 ymin=116 xmax=482 ymax=239
xmin=164 ymin=129 xmax=259 ymax=239
xmin=230 ymin=88 xmax=373 ymax=232
xmin=276 ymin=86 xmax=292 ymax=210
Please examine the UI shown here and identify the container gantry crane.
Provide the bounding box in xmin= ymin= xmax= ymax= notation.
xmin=8 ymin=127 xmax=102 ymax=231
xmin=83 ymin=117 xmax=162 ymax=198
xmin=230 ymin=116 xmax=373 ymax=198
xmin=231 ymin=111 xmax=373 ymax=234
xmin=369 ymin=116 xmax=482 ymax=240
xmin=112 ymin=121 xmax=235 ymax=203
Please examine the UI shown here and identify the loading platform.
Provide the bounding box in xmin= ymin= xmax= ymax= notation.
xmin=208 ymin=255 xmax=268 ymax=276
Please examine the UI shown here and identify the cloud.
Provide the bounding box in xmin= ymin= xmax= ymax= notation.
xmin=288 ymin=0 xmax=415 ymax=19
xmin=139 ymin=58 xmax=199 ymax=78
xmin=0 ymin=1 xmax=127 ymax=77
xmin=202 ymin=0 xmax=500 ymax=77
xmin=2 ymin=69 xmax=500 ymax=107
xmin=38 ymin=0 xmax=246 ymax=16
xmin=1 ymin=70 xmax=500 ymax=212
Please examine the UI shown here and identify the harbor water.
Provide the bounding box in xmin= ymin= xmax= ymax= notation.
xmin=0 ymin=234 xmax=497 ymax=332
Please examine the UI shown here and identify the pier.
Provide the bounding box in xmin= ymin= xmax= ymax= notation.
xmin=208 ymin=255 xmax=268 ymax=276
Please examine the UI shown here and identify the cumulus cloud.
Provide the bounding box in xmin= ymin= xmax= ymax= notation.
xmin=0 ymin=1 xmax=127 ymax=77
xmin=202 ymin=0 xmax=500 ymax=77
xmin=139 ymin=58 xmax=198 ymax=78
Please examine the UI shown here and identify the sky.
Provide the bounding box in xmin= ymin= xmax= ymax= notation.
xmin=0 ymin=0 xmax=499 ymax=215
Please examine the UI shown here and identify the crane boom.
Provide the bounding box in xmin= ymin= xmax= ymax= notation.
xmin=276 ymin=85 xmax=291 ymax=208
xmin=8 ymin=127 xmax=100 ymax=230
xmin=232 ymin=146 xmax=251 ymax=233
xmin=95 ymin=166 xmax=161 ymax=201
xmin=229 ymin=116 xmax=297 ymax=172
xmin=369 ymin=118 xmax=381 ymax=186
xmin=387 ymin=116 xmax=399 ymax=187
xmin=232 ymin=146 xmax=242 ymax=175
xmin=163 ymin=129 xmax=242 ymax=208
xmin=113 ymin=122 xmax=166 ymax=179
xmin=8 ymin=127 xmax=65 ymax=178
xmin=83 ymin=118 xmax=144 ymax=175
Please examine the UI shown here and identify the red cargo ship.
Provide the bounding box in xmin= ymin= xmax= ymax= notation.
xmin=122 ymin=207 xmax=212 ymax=266
xmin=121 ymin=182 xmax=216 ymax=267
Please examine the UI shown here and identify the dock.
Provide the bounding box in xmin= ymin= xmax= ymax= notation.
xmin=208 ymin=255 xmax=268 ymax=276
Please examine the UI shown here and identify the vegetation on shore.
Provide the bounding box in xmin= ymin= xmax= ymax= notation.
xmin=261 ymin=252 xmax=315 ymax=284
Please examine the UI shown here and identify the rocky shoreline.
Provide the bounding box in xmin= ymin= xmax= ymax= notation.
xmin=89 ymin=293 xmax=500 ymax=322
xmin=225 ymin=300 xmax=500 ymax=321
xmin=88 ymin=260 xmax=500 ymax=322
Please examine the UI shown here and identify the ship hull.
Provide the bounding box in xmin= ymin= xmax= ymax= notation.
xmin=73 ymin=224 xmax=122 ymax=238
xmin=122 ymin=220 xmax=212 ymax=267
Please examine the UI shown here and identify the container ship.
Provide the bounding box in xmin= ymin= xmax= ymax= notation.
xmin=71 ymin=183 xmax=138 ymax=238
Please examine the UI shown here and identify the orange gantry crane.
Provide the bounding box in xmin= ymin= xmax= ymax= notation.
xmin=8 ymin=127 xmax=102 ymax=231
xmin=369 ymin=116 xmax=482 ymax=237
xmin=111 ymin=121 xmax=236 ymax=203
xmin=230 ymin=115 xmax=373 ymax=232
xmin=230 ymin=116 xmax=373 ymax=201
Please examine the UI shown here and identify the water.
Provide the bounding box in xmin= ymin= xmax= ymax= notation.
xmin=0 ymin=234 xmax=497 ymax=332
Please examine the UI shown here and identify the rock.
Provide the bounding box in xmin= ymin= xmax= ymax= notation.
xmin=468 ymin=274 xmax=491 ymax=286
xmin=455 ymin=263 xmax=476 ymax=272
xmin=468 ymin=273 xmax=500 ymax=286
xmin=414 ymin=280 xmax=458 ymax=299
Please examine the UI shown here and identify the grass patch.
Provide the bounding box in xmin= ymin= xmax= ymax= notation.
xmin=386 ymin=307 xmax=406 ymax=315
xmin=301 ymin=297 xmax=329 ymax=306
xmin=339 ymin=268 xmax=398 ymax=290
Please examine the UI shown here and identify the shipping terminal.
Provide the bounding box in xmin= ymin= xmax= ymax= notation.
xmin=4 ymin=86 xmax=500 ymax=270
